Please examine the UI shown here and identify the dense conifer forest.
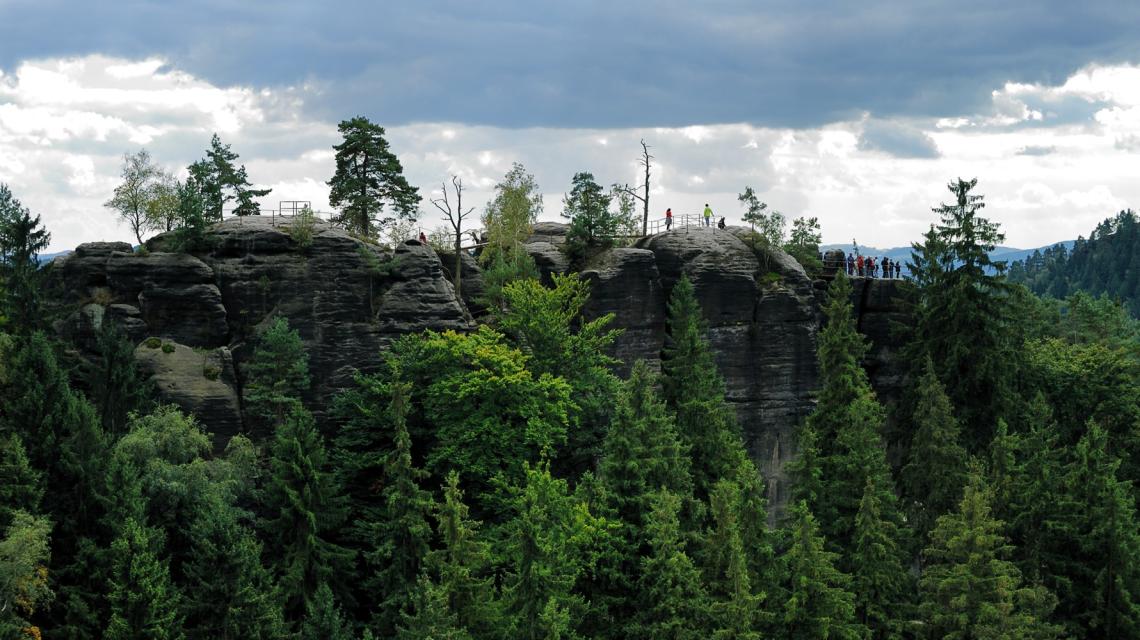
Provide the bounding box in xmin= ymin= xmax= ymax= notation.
xmin=4 ymin=172 xmax=1140 ymax=639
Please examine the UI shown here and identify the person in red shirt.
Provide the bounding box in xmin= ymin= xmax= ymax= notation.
xmin=418 ymin=231 xmax=427 ymax=244
xmin=856 ymin=254 xmax=865 ymax=277
xmin=665 ymin=207 xmax=673 ymax=230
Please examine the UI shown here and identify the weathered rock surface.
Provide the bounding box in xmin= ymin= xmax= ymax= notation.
xmin=51 ymin=217 xmax=473 ymax=442
xmin=580 ymin=248 xmax=665 ymax=375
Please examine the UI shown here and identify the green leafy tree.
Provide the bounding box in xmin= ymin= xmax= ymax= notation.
xmin=0 ymin=511 xmax=52 ymax=638
xmin=105 ymin=149 xmax=160 ymax=244
xmin=631 ymin=489 xmax=712 ymax=640
xmin=478 ymin=162 xmax=543 ymax=308
xmin=327 ymin=116 xmax=420 ymax=238
xmin=919 ymin=470 xmax=1061 ymax=640
xmin=900 ymin=357 xmax=968 ymax=539
xmin=144 ymin=169 xmax=181 ymax=233
xmin=907 ymin=178 xmax=1018 ymax=448
xmin=367 ymin=377 xmax=435 ymax=636
xmin=784 ymin=216 xmax=822 ymax=271
xmin=0 ymin=434 xmax=42 ymax=527
xmin=244 ymin=316 xmax=311 ymax=435
xmin=780 ymin=501 xmax=862 ymax=640
xmin=104 ymin=518 xmax=184 ymax=640
xmin=263 ymin=406 xmax=354 ymax=620
xmin=561 ymin=171 xmax=617 ymax=260
xmin=0 ymin=185 xmax=50 ymax=333
xmin=496 ymin=273 xmax=623 ymax=473
xmin=660 ymin=275 xmax=750 ymax=500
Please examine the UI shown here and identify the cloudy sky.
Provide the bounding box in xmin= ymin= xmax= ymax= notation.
xmin=3 ymin=1 xmax=1140 ymax=252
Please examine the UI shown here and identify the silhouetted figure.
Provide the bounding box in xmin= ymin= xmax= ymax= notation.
xmin=894 ymin=261 xmax=901 ymax=279
xmin=847 ymin=253 xmax=855 ymax=276
xmin=717 ymin=217 xmax=726 ymax=229
xmin=882 ymin=256 xmax=891 ymax=279
xmin=418 ymin=231 xmax=427 ymax=244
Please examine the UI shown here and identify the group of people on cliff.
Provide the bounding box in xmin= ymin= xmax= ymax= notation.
xmin=664 ymin=205 xmax=725 ymax=230
xmin=839 ymin=253 xmax=901 ymax=279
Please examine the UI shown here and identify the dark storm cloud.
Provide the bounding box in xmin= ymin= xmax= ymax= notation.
xmin=3 ymin=0 xmax=1139 ymax=129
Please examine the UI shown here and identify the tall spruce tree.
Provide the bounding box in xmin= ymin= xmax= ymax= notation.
xmin=244 ymin=316 xmax=311 ymax=435
xmin=907 ymin=178 xmax=1017 ymax=448
xmin=327 ymin=116 xmax=421 ymax=238
xmin=599 ymin=359 xmax=693 ymax=526
xmin=188 ymin=133 xmax=270 ymax=220
xmin=427 ymin=470 xmax=498 ymax=637
xmin=104 ymin=518 xmax=184 ymax=640
xmin=660 ymin=275 xmax=749 ymax=500
xmin=396 ymin=576 xmax=473 ymax=640
xmin=850 ymin=476 xmax=911 ymax=639
xmin=919 ymin=470 xmax=1060 ymax=639
xmin=900 ymin=356 xmax=968 ymax=539
xmin=263 ymin=405 xmax=354 ymax=620
xmin=632 ymin=489 xmax=712 ymax=640
xmin=704 ymin=479 xmax=764 ymax=640
xmin=1057 ymin=421 xmax=1140 ymax=637
xmin=367 ymin=378 xmax=435 ymax=636
xmin=89 ymin=318 xmax=150 ymax=437
xmin=0 ymin=184 xmax=50 ymax=333
xmin=780 ymin=501 xmax=863 ymax=640
xmin=300 ymin=583 xmax=355 ymax=640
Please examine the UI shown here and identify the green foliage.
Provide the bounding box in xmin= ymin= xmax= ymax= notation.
xmin=0 ymin=435 xmax=42 ymax=527
xmin=0 ymin=511 xmax=53 ymax=636
xmin=660 ymin=275 xmax=750 ymax=500
xmin=189 ymin=133 xmax=271 ymax=220
xmin=850 ymin=476 xmax=911 ymax=638
xmin=104 ymin=518 xmax=184 ymax=640
xmin=104 ymin=149 xmax=161 ymax=245
xmin=737 ymin=186 xmax=785 ymax=246
xmin=366 ymin=377 xmax=434 ymax=636
xmin=918 ymin=470 xmax=1061 ymax=639
xmin=784 ymin=216 xmax=822 ymax=272
xmin=169 ymin=177 xmax=210 ymax=252
xmin=160 ymin=342 xmax=175 ymax=354
xmin=482 ymin=162 xmax=542 ymax=256
xmin=900 ymin=356 xmax=968 ymax=538
xmin=561 ymin=171 xmax=617 ymax=260
xmin=496 ymin=274 xmax=622 ymax=472
xmin=478 ymin=247 xmax=540 ymax=311
xmin=631 ymin=489 xmax=712 ymax=640
xmin=396 ymin=576 xmax=473 ymax=640
xmin=327 ymin=116 xmax=420 ymax=238
xmin=301 ymin=583 xmax=355 ymax=640
xmin=263 ymin=406 xmax=354 ymax=620
xmin=703 ymin=479 xmax=765 ymax=639
xmin=244 ymin=316 xmax=311 ymax=435
xmin=780 ymin=501 xmax=862 ymax=640
xmin=289 ymin=204 xmax=318 ymax=248
xmin=89 ymin=318 xmax=151 ymax=437
xmin=144 ymin=337 xmax=162 ymax=349
xmin=906 ymin=178 xmax=1018 ymax=449
xmin=0 ymin=184 xmax=50 ymax=333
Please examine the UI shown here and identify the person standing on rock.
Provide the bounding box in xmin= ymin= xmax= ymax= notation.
xmin=418 ymin=231 xmax=427 ymax=244
xmin=703 ymin=204 xmax=713 ymax=227
xmin=666 ymin=207 xmax=673 ymax=230
xmin=856 ymin=254 xmax=864 ymax=277
xmin=847 ymin=253 xmax=855 ymax=276
xmin=882 ymin=256 xmax=891 ymax=279
xmin=894 ymin=260 xmax=901 ymax=279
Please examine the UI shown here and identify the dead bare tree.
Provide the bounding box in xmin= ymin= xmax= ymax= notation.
xmin=617 ymin=139 xmax=654 ymax=236
xmin=431 ymin=175 xmax=475 ymax=298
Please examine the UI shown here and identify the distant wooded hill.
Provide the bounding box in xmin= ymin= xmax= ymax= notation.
xmin=1008 ymin=209 xmax=1140 ymax=315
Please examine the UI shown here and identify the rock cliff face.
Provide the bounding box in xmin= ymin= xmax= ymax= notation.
xmin=49 ymin=218 xmax=908 ymax=511
xmin=50 ymin=217 xmax=473 ymax=443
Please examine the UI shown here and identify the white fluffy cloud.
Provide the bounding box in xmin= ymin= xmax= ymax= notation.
xmin=2 ymin=55 xmax=1140 ymax=252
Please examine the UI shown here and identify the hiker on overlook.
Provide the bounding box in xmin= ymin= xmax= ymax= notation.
xmin=847 ymin=253 xmax=855 ymax=276
xmin=882 ymin=256 xmax=891 ymax=279
xmin=717 ymin=217 xmax=726 ymax=229
xmin=894 ymin=261 xmax=901 ymax=279
xmin=869 ymin=256 xmax=877 ymax=278
xmin=856 ymin=254 xmax=864 ymax=277
xmin=418 ymin=231 xmax=427 ymax=244
xmin=704 ymin=204 xmax=713 ymax=227
xmin=666 ymin=207 xmax=673 ymax=230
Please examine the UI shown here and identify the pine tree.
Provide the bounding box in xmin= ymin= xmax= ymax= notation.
xmin=0 ymin=185 xmax=50 ymax=334
xmin=181 ymin=503 xmax=286 ymax=639
xmin=327 ymin=116 xmax=420 ymax=238
xmin=780 ymin=501 xmax=862 ymax=640
xmin=900 ymin=356 xmax=967 ymax=539
xmin=660 ymin=275 xmax=749 ymax=500
xmin=850 ymin=476 xmax=911 ymax=639
xmin=104 ymin=518 xmax=184 ymax=640
xmin=704 ymin=479 xmax=764 ymax=640
xmin=368 ymin=378 xmax=435 ymax=636
xmin=631 ymin=489 xmax=712 ymax=640
xmin=300 ymin=582 xmax=354 ymax=640
xmin=0 ymin=434 xmax=42 ymax=526
xmin=189 ymin=133 xmax=270 ymax=220
xmin=244 ymin=316 xmax=311 ymax=435
xmin=427 ymin=470 xmax=499 ymax=637
xmin=89 ymin=317 xmax=150 ymax=437
xmin=919 ymin=471 xmax=1060 ymax=639
xmin=1058 ymin=422 xmax=1140 ymax=637
xmin=735 ymin=457 xmax=776 ymax=606
xmin=599 ymin=359 xmax=693 ymax=526
xmin=787 ymin=422 xmax=823 ymax=508
xmin=561 ymin=171 xmax=617 ymax=260
xmin=263 ymin=405 xmax=354 ymax=620
xmin=396 ymin=576 xmax=473 ymax=640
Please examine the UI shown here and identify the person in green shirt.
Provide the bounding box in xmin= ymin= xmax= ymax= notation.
xmin=703 ymin=203 xmax=713 ymax=227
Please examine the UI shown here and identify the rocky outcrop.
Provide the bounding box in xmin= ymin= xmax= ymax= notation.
xmin=51 ymin=217 xmax=473 ymax=442
xmin=580 ymin=248 xmax=665 ymax=374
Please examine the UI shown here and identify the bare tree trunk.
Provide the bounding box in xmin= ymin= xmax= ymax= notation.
xmin=432 ymin=176 xmax=474 ymax=300
xmin=640 ymin=139 xmax=651 ymax=237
